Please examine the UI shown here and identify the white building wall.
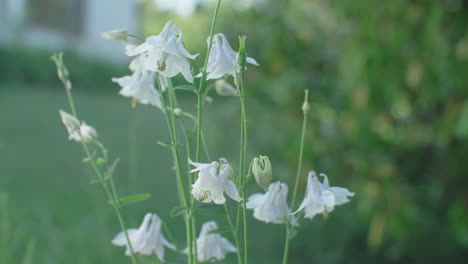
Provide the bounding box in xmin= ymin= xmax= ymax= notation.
xmin=0 ymin=0 xmax=138 ymax=63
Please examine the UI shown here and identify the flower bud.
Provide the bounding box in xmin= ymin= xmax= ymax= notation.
xmin=252 ymin=155 xmax=272 ymax=190
xmin=80 ymin=122 xmax=98 ymax=143
xmin=174 ymin=108 xmax=183 ymax=116
xmin=204 ymin=96 xmax=213 ymax=104
xmin=101 ymin=28 xmax=129 ymax=41
xmin=215 ymin=79 xmax=239 ymax=96
xmin=302 ymin=101 xmax=310 ymax=114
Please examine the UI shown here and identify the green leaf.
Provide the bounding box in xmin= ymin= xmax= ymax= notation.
xmin=173 ymin=85 xmax=195 ymax=92
xmin=157 ymin=141 xmax=180 ymax=149
xmin=211 ymin=227 xmax=234 ymax=234
xmin=96 ymin=158 xmax=106 ymax=165
xmin=116 ymin=193 xmax=151 ymax=208
xmin=89 ymin=179 xmax=104 ymax=184
xmin=104 ymin=158 xmax=120 ymax=180
xmin=288 ymin=228 xmax=298 ymax=240
xmin=195 ymin=204 xmax=225 ymax=215
xmin=170 ymin=205 xmax=189 ymax=217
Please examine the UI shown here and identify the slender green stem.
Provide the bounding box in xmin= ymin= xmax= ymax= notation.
xmin=156 ymin=75 xmax=193 ymax=264
xmin=167 ymin=78 xmax=199 ymax=264
xmin=64 ymin=86 xmax=138 ymax=264
xmin=195 ymin=0 xmax=222 ymax=162
xmin=192 ymin=2 xmax=222 ymax=262
xmin=224 ymin=204 xmax=243 ymax=264
xmin=282 ymin=90 xmax=310 ymax=264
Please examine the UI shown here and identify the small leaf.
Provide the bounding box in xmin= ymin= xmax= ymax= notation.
xmin=82 ymin=157 xmax=90 ymax=163
xmin=157 ymin=141 xmax=179 ymax=149
xmin=173 ymin=85 xmax=195 ymax=92
xmin=195 ymin=204 xmax=225 ymax=215
xmin=170 ymin=205 xmax=189 ymax=217
xmin=89 ymin=179 xmax=104 ymax=184
xmin=288 ymin=229 xmax=298 ymax=240
xmin=104 ymin=158 xmax=120 ymax=180
xmin=116 ymin=193 xmax=151 ymax=208
xmin=96 ymin=158 xmax=106 ymax=165
xmin=211 ymin=227 xmax=234 ymax=234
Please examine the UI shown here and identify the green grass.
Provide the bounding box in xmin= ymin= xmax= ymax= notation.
xmin=0 ymin=85 xmax=300 ymax=264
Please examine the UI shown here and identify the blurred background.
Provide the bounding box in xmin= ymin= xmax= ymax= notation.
xmin=1 ymin=0 xmax=468 ymax=263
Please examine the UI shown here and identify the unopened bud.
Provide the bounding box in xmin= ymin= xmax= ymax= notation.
xmin=252 ymin=155 xmax=272 ymax=190
xmin=204 ymin=96 xmax=213 ymax=104
xmin=215 ymin=79 xmax=239 ymax=96
xmin=80 ymin=122 xmax=98 ymax=143
xmin=302 ymin=90 xmax=310 ymax=114
xmin=174 ymin=108 xmax=183 ymax=116
xmin=302 ymin=101 xmax=310 ymax=114
xmin=101 ymin=28 xmax=129 ymax=41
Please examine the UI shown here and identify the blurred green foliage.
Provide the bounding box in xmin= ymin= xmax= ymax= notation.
xmin=1 ymin=0 xmax=468 ymax=263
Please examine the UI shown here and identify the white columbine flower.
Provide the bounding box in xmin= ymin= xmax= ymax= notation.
xmin=59 ymin=110 xmax=81 ymax=141
xmin=189 ymin=159 xmax=241 ymax=204
xmin=79 ymin=122 xmax=98 ymax=143
xmin=185 ymin=221 xmax=237 ymax=263
xmin=293 ymin=171 xmax=355 ymax=219
xmin=59 ymin=110 xmax=98 ymax=143
xmin=126 ymin=21 xmax=197 ymax=83
xmin=112 ymin=213 xmax=175 ymax=261
xmin=205 ymin=33 xmax=259 ymax=80
xmin=112 ymin=55 xmax=162 ymax=108
xmin=247 ymin=181 xmax=291 ymax=224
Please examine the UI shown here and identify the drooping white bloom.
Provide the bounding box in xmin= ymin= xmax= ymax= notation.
xmin=126 ymin=21 xmax=197 ymax=83
xmin=112 ymin=213 xmax=175 ymax=261
xmin=293 ymin=171 xmax=355 ymax=219
xmin=185 ymin=221 xmax=237 ymax=263
xmin=79 ymin=122 xmax=98 ymax=143
xmin=112 ymin=56 xmax=162 ymax=108
xmin=205 ymin=33 xmax=259 ymax=80
xmin=189 ymin=159 xmax=241 ymax=204
xmin=59 ymin=110 xmax=81 ymax=141
xmin=247 ymin=181 xmax=291 ymax=224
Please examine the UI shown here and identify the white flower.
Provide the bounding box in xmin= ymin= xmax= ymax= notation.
xmin=59 ymin=110 xmax=81 ymax=141
xmin=79 ymin=122 xmax=98 ymax=143
xmin=112 ymin=213 xmax=175 ymax=261
xmin=205 ymin=33 xmax=259 ymax=80
xmin=185 ymin=221 xmax=237 ymax=263
xmin=126 ymin=21 xmax=197 ymax=83
xmin=189 ymin=159 xmax=241 ymax=204
xmin=247 ymin=181 xmax=291 ymax=224
xmin=293 ymin=171 xmax=355 ymax=219
xmin=112 ymin=56 xmax=162 ymax=108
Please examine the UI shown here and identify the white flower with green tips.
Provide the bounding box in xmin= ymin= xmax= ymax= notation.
xmin=126 ymin=21 xmax=197 ymax=83
xmin=112 ymin=213 xmax=175 ymax=261
xmin=189 ymin=159 xmax=241 ymax=204
xmin=293 ymin=171 xmax=354 ymax=219
xmin=205 ymin=33 xmax=258 ymax=80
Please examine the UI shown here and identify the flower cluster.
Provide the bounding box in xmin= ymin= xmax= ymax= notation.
xmin=55 ymin=14 xmax=356 ymax=264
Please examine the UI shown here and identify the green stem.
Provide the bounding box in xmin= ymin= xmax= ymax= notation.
xmin=282 ymin=89 xmax=310 ymax=264
xmin=64 ymin=87 xmax=138 ymax=264
xmin=156 ymin=75 xmax=193 ymax=264
xmin=195 ymin=0 xmax=222 ymax=162
xmin=224 ymin=204 xmax=243 ymax=264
